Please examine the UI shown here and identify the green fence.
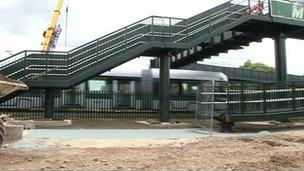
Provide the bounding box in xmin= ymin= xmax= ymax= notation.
xmin=227 ymin=82 xmax=304 ymax=115
xmin=3 ymin=81 xmax=304 ymax=121
xmin=0 ymin=90 xmax=196 ymax=120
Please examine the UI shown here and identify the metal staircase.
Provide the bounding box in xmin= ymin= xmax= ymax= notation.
xmin=1 ymin=0 xmax=304 ymax=89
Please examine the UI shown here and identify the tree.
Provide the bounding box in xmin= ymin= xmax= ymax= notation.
xmin=240 ymin=60 xmax=275 ymax=73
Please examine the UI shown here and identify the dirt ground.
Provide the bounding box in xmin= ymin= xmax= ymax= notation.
xmin=1 ymin=121 xmax=304 ymax=171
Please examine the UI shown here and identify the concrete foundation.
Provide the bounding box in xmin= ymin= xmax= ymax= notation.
xmin=10 ymin=120 xmax=35 ymax=130
xmin=135 ymin=121 xmax=194 ymax=129
xmin=35 ymin=120 xmax=72 ymax=128
xmin=6 ymin=125 xmax=23 ymax=141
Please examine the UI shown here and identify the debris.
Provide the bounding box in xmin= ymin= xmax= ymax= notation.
xmin=25 ymin=156 xmax=32 ymax=162
xmin=257 ymin=131 xmax=271 ymax=137
xmin=262 ymin=140 xmax=284 ymax=147
xmin=147 ymin=120 xmax=161 ymax=125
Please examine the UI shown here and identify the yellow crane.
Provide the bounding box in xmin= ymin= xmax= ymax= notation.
xmin=41 ymin=0 xmax=64 ymax=52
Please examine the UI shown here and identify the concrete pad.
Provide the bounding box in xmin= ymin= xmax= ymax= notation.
xmin=10 ymin=120 xmax=35 ymax=130
xmin=135 ymin=121 xmax=194 ymax=129
xmin=35 ymin=120 xmax=72 ymax=128
xmin=6 ymin=125 xmax=23 ymax=141
xmin=239 ymin=121 xmax=304 ymax=127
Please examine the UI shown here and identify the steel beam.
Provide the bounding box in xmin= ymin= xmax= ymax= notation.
xmin=274 ymin=32 xmax=287 ymax=82
xmin=159 ymin=54 xmax=171 ymax=122
xmin=44 ymin=88 xmax=55 ymax=119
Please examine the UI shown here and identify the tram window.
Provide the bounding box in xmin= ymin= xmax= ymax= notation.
xmin=180 ymin=82 xmax=198 ymax=95
xmin=171 ymin=83 xmax=179 ymax=95
xmin=191 ymin=86 xmax=198 ymax=91
xmin=153 ymin=82 xmax=180 ymax=95
xmin=88 ymin=80 xmax=112 ymax=91
xmin=135 ymin=81 xmax=141 ymax=92
xmin=153 ymin=82 xmax=159 ymax=94
xmin=182 ymin=83 xmax=188 ymax=92
xmin=153 ymin=81 xmax=198 ymax=95
xmin=118 ymin=80 xmax=131 ymax=92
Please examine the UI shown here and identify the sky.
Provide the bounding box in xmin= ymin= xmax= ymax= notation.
xmin=0 ymin=0 xmax=303 ymax=75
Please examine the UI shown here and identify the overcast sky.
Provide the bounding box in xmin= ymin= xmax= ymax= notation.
xmin=0 ymin=0 xmax=303 ymax=75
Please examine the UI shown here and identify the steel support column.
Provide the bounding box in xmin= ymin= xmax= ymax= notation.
xmin=274 ymin=32 xmax=287 ymax=82
xmin=44 ymin=88 xmax=55 ymax=119
xmin=159 ymin=54 xmax=171 ymax=122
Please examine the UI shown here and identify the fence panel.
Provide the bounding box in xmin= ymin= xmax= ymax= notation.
xmin=0 ymin=90 xmax=195 ymax=120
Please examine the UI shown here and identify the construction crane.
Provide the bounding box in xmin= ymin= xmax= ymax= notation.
xmin=41 ymin=0 xmax=64 ymax=52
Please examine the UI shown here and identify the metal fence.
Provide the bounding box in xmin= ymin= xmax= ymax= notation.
xmin=2 ymin=81 xmax=304 ymax=121
xmin=0 ymin=90 xmax=196 ymax=120
xmin=227 ymin=82 xmax=304 ymax=115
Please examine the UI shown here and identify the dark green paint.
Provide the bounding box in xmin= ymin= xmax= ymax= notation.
xmin=159 ymin=54 xmax=171 ymax=122
xmin=44 ymin=88 xmax=55 ymax=119
xmin=274 ymin=32 xmax=287 ymax=82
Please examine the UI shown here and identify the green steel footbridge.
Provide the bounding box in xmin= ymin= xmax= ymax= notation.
xmin=1 ymin=0 xmax=304 ymax=130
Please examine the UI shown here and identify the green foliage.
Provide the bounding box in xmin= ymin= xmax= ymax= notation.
xmin=240 ymin=60 xmax=275 ymax=73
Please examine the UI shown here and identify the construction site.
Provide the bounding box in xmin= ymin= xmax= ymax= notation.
xmin=1 ymin=0 xmax=304 ymax=170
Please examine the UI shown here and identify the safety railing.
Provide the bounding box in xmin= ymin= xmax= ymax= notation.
xmin=227 ymin=82 xmax=304 ymax=114
xmin=196 ymin=81 xmax=304 ymax=118
xmin=182 ymin=64 xmax=304 ymax=83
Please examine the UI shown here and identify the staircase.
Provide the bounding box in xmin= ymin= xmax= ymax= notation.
xmin=151 ymin=0 xmax=269 ymax=69
xmin=0 ymin=0 xmax=291 ymax=88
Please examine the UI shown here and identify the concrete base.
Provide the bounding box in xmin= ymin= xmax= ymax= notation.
xmin=10 ymin=120 xmax=35 ymax=130
xmin=5 ymin=125 xmax=23 ymax=141
xmin=35 ymin=120 xmax=72 ymax=128
xmin=135 ymin=121 xmax=194 ymax=129
xmin=240 ymin=121 xmax=304 ymax=126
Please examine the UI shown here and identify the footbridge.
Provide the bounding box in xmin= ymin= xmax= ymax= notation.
xmin=1 ymin=0 xmax=304 ymax=122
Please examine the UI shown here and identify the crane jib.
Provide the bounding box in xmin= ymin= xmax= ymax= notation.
xmin=41 ymin=0 xmax=64 ymax=52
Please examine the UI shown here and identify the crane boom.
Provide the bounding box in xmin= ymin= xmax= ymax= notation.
xmin=41 ymin=0 xmax=64 ymax=52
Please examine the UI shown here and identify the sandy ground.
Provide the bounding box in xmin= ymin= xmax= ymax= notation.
xmin=1 ymin=121 xmax=304 ymax=171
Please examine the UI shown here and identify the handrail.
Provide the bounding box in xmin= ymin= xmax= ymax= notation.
xmin=0 ymin=51 xmax=25 ymax=63
xmin=190 ymin=63 xmax=304 ymax=83
xmin=173 ymin=0 xmax=250 ymax=43
xmin=68 ymin=15 xmax=184 ymax=54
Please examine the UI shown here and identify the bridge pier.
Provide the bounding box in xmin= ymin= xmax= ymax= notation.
xmin=274 ymin=32 xmax=287 ymax=82
xmin=44 ymin=88 xmax=55 ymax=119
xmin=159 ymin=54 xmax=171 ymax=122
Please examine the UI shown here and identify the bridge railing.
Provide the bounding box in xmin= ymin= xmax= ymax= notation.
xmin=0 ymin=50 xmax=68 ymax=80
xmin=182 ymin=64 xmax=304 ymax=83
xmin=227 ymin=82 xmax=304 ymax=115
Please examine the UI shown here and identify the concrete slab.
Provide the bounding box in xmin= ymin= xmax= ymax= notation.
xmin=239 ymin=121 xmax=304 ymax=127
xmin=135 ymin=121 xmax=194 ymax=129
xmin=34 ymin=120 xmax=72 ymax=128
xmin=10 ymin=120 xmax=35 ymax=130
xmin=6 ymin=125 xmax=23 ymax=141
